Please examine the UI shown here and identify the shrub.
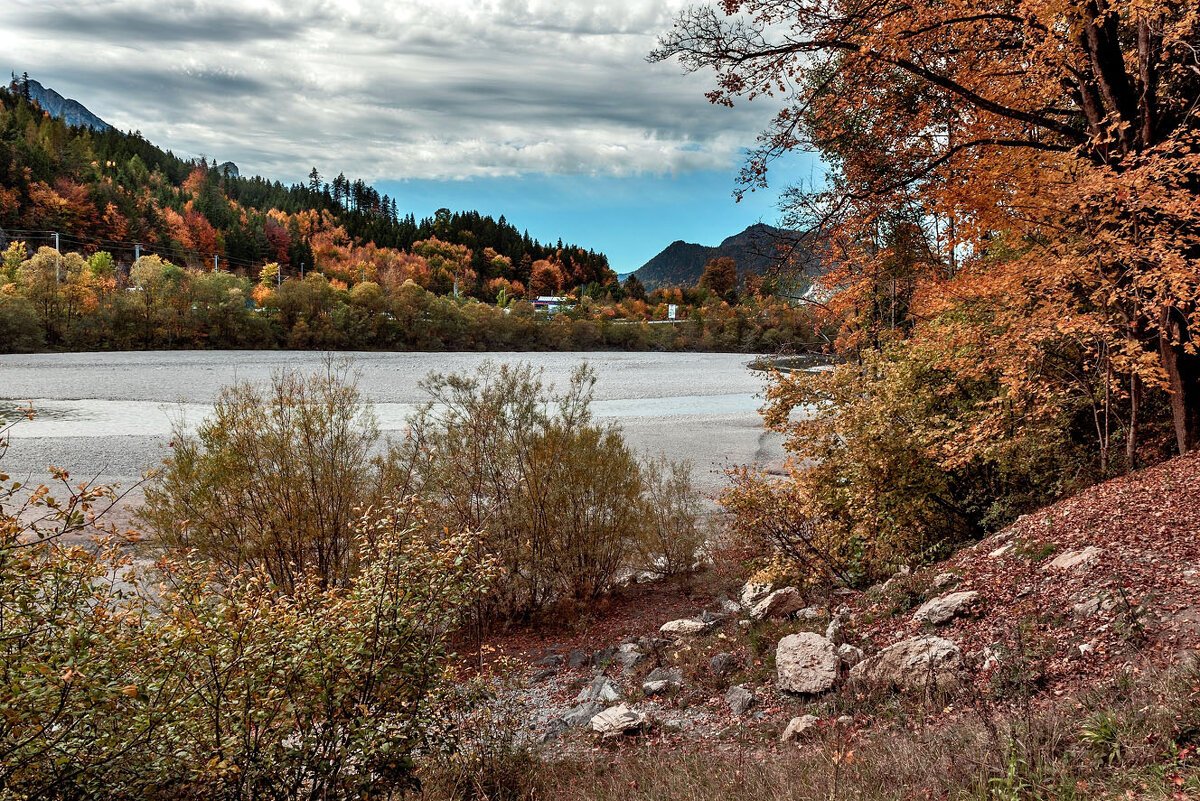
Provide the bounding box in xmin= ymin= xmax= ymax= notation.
xmin=1 ymin=413 xmax=495 ymax=798
xmin=140 ymin=361 xmax=399 ymax=591
xmin=637 ymin=456 xmax=705 ymax=577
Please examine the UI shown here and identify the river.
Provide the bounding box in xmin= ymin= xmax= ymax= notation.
xmin=0 ymin=351 xmax=785 ymax=503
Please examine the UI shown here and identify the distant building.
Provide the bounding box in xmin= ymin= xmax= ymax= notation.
xmin=533 ymin=296 xmax=573 ymax=313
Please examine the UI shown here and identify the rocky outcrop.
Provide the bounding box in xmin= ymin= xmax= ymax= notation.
xmin=1046 ymin=546 xmax=1103 ymax=571
xmin=848 ymin=635 xmax=964 ymax=692
xmin=775 ymin=632 xmax=839 ymax=694
xmin=913 ymin=591 xmax=980 ymax=625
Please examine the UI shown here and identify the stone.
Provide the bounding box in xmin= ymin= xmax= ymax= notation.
xmin=1046 ymin=546 xmax=1103 ymax=571
xmin=750 ymin=587 xmax=805 ymax=621
xmin=988 ymin=541 xmax=1017 ymax=559
xmin=698 ymin=609 xmax=727 ymax=626
xmin=660 ymin=618 xmax=708 ymax=638
xmin=848 ymin=635 xmax=964 ymax=693
xmin=566 ymin=649 xmax=589 ymax=668
xmin=837 ymin=643 xmax=865 ymax=669
xmin=720 ymin=598 xmax=745 ymax=616
xmin=825 ymin=617 xmax=845 ymax=644
xmin=835 ymin=715 xmax=854 ymax=728
xmin=562 ymin=701 xmax=607 ymax=727
xmin=541 ymin=717 xmax=569 ymax=742
xmin=616 ymin=643 xmax=647 ymax=671
xmin=642 ymin=667 xmax=683 ymax=695
xmin=709 ymin=652 xmax=739 ymax=679
xmin=590 ymin=646 xmax=617 ymax=668
xmin=780 ymin=714 xmax=819 ymax=743
xmin=913 ymin=591 xmax=980 ymax=626
xmin=537 ymin=653 xmax=564 ymax=667
xmin=1073 ymin=594 xmax=1117 ymax=618
xmin=590 ymin=704 xmax=647 ymax=736
xmin=740 ymin=580 xmax=773 ymax=608
xmin=796 ymin=606 xmax=822 ymax=620
xmin=575 ymin=675 xmax=622 ymax=704
xmin=532 ymin=668 xmax=557 ymax=682
xmin=725 ymin=685 xmax=756 ymax=716
xmin=930 ymin=572 xmax=961 ymax=592
xmin=775 ymin=632 xmax=839 ymax=694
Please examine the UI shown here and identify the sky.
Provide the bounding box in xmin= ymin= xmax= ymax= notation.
xmin=2 ymin=0 xmax=822 ymax=273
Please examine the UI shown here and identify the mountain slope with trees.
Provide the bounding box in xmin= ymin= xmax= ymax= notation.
xmin=633 ymin=223 xmax=817 ymax=288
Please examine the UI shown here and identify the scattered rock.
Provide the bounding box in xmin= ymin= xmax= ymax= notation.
xmin=1046 ymin=546 xmax=1103 ymax=571
xmin=562 ymin=701 xmax=607 ymax=727
xmin=698 ymin=609 xmax=728 ymax=626
xmin=848 ymin=635 xmax=964 ymax=693
xmin=660 ymin=618 xmax=709 ymax=638
xmin=750 ymin=587 xmax=805 ymax=621
xmin=567 ymin=649 xmax=589 ymax=668
xmin=825 ymin=617 xmax=845 ymax=645
xmin=575 ymin=675 xmax=622 ymax=704
xmin=775 ymin=632 xmax=839 ymax=694
xmin=930 ymin=572 xmax=961 ymax=592
xmin=913 ymin=591 xmax=980 ymax=626
xmin=590 ymin=646 xmax=618 ymax=668
xmin=532 ymin=668 xmax=557 ymax=682
xmin=642 ymin=667 xmax=683 ymax=695
xmin=796 ymin=606 xmax=822 ymax=620
xmin=709 ymin=652 xmax=739 ymax=679
xmin=720 ymin=597 xmax=745 ymax=616
xmin=724 ymin=685 xmax=756 ymax=716
xmin=1073 ymin=593 xmax=1117 ymax=618
xmin=740 ymin=580 xmax=773 ymax=608
xmin=837 ymin=643 xmax=865 ymax=669
xmin=780 ymin=714 xmax=819 ymax=743
xmin=537 ymin=653 xmax=564 ymax=667
xmin=590 ymin=704 xmax=647 ymax=736
xmin=835 ymin=715 xmax=854 ymax=728
xmin=988 ymin=541 xmax=1017 ymax=559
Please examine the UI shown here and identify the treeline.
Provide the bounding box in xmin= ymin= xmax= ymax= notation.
xmin=0 ymin=244 xmax=821 ymax=353
xmin=0 ymin=83 xmax=612 ymax=294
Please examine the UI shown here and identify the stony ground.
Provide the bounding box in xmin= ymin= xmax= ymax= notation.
xmin=476 ymin=450 xmax=1200 ymax=752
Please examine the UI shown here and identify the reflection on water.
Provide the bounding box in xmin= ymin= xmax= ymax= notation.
xmin=2 ymin=393 xmax=763 ymax=439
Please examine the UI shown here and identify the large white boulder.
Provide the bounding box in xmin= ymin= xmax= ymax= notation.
xmin=590 ymin=704 xmax=647 ymax=736
xmin=775 ymin=632 xmax=839 ymax=694
xmin=659 ymin=618 xmax=708 ymax=638
xmin=848 ymin=635 xmax=964 ymax=692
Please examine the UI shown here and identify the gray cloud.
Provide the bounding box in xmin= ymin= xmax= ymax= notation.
xmin=2 ymin=0 xmax=769 ymax=182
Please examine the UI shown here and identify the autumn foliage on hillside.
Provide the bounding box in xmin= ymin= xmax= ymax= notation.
xmin=657 ymin=0 xmax=1200 ymax=581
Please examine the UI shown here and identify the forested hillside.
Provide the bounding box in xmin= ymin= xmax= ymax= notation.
xmin=0 ymin=80 xmax=613 ymax=297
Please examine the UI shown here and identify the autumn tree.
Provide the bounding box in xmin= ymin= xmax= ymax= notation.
xmin=654 ymin=0 xmax=1200 ymax=454
xmin=700 ymin=256 xmax=739 ymax=299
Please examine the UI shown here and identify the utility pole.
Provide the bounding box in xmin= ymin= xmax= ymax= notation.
xmin=134 ymin=243 xmax=140 ymax=262
xmin=53 ymin=231 xmax=61 ymax=282
xmin=213 ymin=254 xmax=218 ymax=272
xmin=301 ymin=261 xmax=305 ymax=279
xmin=277 ymin=264 xmax=281 ymax=288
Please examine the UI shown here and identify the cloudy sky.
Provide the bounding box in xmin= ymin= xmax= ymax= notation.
xmin=3 ymin=0 xmax=820 ymax=271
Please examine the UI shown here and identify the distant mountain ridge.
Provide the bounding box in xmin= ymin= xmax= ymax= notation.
xmin=11 ymin=76 xmax=112 ymax=132
xmin=632 ymin=223 xmax=813 ymax=288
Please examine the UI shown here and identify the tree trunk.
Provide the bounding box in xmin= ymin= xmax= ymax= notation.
xmin=1159 ymin=307 xmax=1200 ymax=454
xmin=1126 ymin=372 xmax=1140 ymax=470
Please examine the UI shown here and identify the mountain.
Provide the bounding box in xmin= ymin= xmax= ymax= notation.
xmin=632 ymin=223 xmax=814 ymax=289
xmin=13 ymin=77 xmax=112 ymax=131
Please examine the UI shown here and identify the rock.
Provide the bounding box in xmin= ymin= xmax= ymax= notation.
xmin=616 ymin=643 xmax=647 ymax=671
xmin=699 ymin=609 xmax=728 ymax=626
xmin=532 ymin=668 xmax=557 ymax=682
xmin=660 ymin=618 xmax=708 ymax=638
xmin=750 ymin=587 xmax=805 ymax=621
xmin=796 ymin=606 xmax=822 ymax=620
xmin=590 ymin=704 xmax=647 ymax=736
xmin=562 ymin=700 xmax=607 ymax=727
xmin=775 ymin=632 xmax=839 ymax=694
xmin=913 ymin=591 xmax=980 ymax=626
xmin=575 ymin=675 xmax=622 ymax=704
xmin=566 ymin=649 xmax=589 ymax=668
xmin=637 ymin=636 xmax=671 ymax=652
xmin=1046 ymin=546 xmax=1103 ymax=571
xmin=590 ymin=646 xmax=618 ymax=668
xmin=642 ymin=667 xmax=683 ymax=695
xmin=724 ymin=685 xmax=756 ymax=716
xmin=1073 ymin=594 xmax=1117 ymax=618
xmin=720 ymin=598 xmax=745 ymax=615
xmin=541 ymin=717 xmax=569 ymax=742
xmin=837 ymin=643 xmax=865 ymax=669
xmin=835 ymin=715 xmax=854 ymax=728
xmin=848 ymin=635 xmax=964 ymax=692
xmin=825 ymin=617 xmax=845 ymax=644
xmin=537 ymin=653 xmax=564 ymax=667
xmin=780 ymin=714 xmax=819 ymax=743
xmin=930 ymin=572 xmax=961 ymax=592
xmin=988 ymin=541 xmax=1016 ymax=559
xmin=709 ymin=652 xmax=739 ymax=679
xmin=740 ymin=580 xmax=773 ymax=608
